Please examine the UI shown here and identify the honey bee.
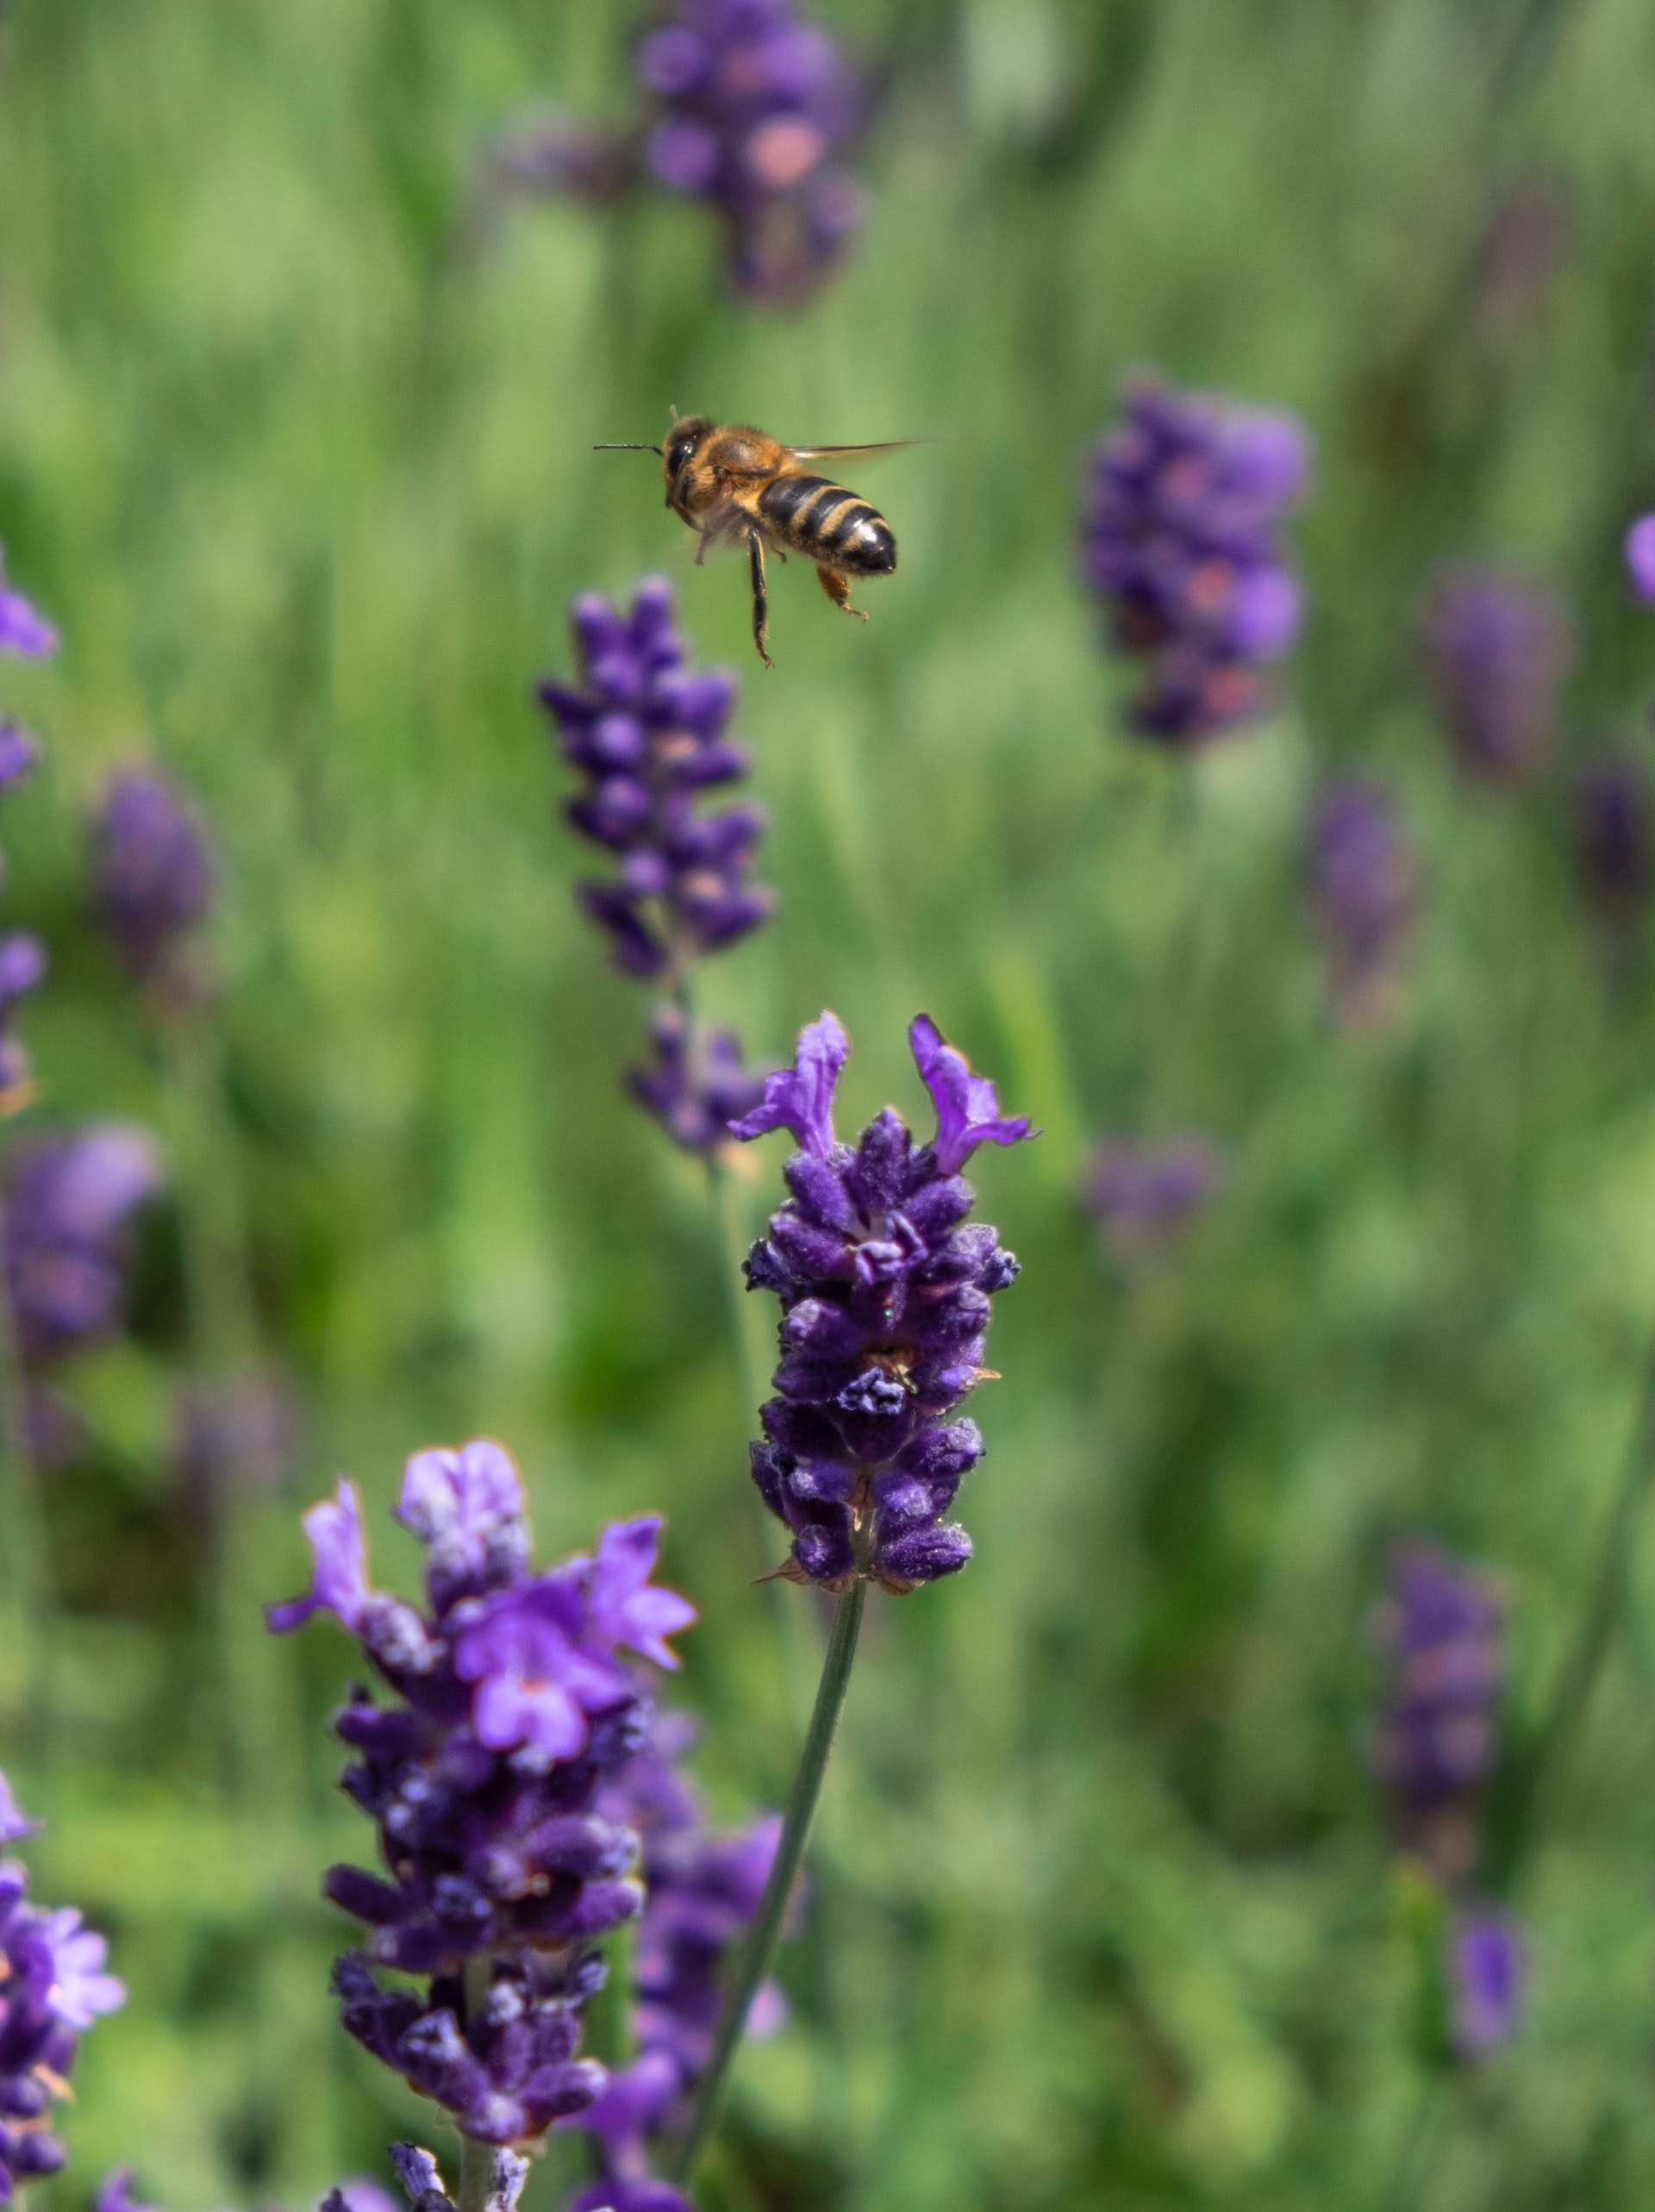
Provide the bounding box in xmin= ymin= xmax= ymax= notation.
xmin=596 ymin=416 xmax=921 ymax=668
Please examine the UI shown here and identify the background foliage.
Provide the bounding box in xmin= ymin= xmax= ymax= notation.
xmin=4 ymin=0 xmax=1655 ymax=2207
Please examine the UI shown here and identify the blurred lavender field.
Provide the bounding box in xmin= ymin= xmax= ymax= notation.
xmin=3 ymin=0 xmax=1655 ymax=2207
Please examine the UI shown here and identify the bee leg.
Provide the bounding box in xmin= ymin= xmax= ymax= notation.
xmin=694 ymin=530 xmax=710 ymax=569
xmin=747 ymin=532 xmax=775 ymax=670
xmin=816 ymin=565 xmax=869 ymax=622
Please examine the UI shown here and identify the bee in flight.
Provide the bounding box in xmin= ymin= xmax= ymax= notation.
xmin=596 ymin=416 xmax=921 ymax=668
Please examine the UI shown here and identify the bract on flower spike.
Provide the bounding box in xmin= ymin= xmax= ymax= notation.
xmin=540 ymin=578 xmax=771 ymax=1155
xmin=1081 ymin=375 xmax=1310 ymax=746
xmin=734 ymin=1011 xmax=1033 ymax=1590
xmin=268 ymin=1440 xmax=697 ymax=2146
xmin=0 ymin=1768 xmax=127 ymax=2202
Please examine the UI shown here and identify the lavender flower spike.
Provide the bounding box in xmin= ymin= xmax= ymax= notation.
xmin=3 ymin=1124 xmax=164 ymax=1364
xmin=0 ymin=554 xmax=57 ymax=659
xmin=96 ymin=2171 xmax=163 ymax=2212
xmin=1626 ymin=514 xmax=1655 ymax=603
xmin=91 ymin=768 xmax=218 ymax=992
xmin=271 ymin=1440 xmax=699 ymax=2146
xmin=736 ymin=1011 xmax=1031 ymax=1590
xmin=636 ymin=0 xmax=869 ymax=302
xmin=1447 ymin=1908 xmax=1525 ymax=2061
xmin=1307 ymin=777 xmax=1416 ymax=1024
xmin=0 ymin=1768 xmax=127 ymax=2202
xmin=1421 ymin=566 xmax=1571 ymax=781
xmin=1082 ymin=376 xmax=1311 ymax=746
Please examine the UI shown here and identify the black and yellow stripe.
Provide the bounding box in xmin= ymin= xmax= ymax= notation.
xmin=759 ymin=474 xmax=897 ymax=576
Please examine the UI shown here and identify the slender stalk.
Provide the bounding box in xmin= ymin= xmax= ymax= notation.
xmin=667 ymin=1576 xmax=868 ymax=2185
xmin=458 ymin=1953 xmax=497 ymax=2212
xmin=0 ymin=1253 xmax=53 ymax=1765
xmin=1499 ymin=1336 xmax=1655 ymax=1859
xmin=708 ymin=1149 xmax=771 ymax=1445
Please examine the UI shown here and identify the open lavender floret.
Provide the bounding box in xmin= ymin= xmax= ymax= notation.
xmin=0 ymin=1771 xmax=126 ymax=2202
xmin=734 ymin=1012 xmax=1033 ymax=1591
xmin=268 ymin=1441 xmax=696 ymax=2145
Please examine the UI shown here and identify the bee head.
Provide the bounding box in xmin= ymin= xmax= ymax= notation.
xmin=663 ymin=416 xmax=713 ymax=504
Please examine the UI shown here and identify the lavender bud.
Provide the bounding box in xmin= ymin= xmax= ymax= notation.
xmin=1082 ymin=375 xmax=1311 ymax=747
xmin=1306 ymin=777 xmax=1416 ymax=1025
xmin=1446 ymin=1908 xmax=1525 ymax=2062
xmin=1420 ymin=566 xmax=1571 ymax=782
xmin=90 ymin=768 xmax=218 ymax=998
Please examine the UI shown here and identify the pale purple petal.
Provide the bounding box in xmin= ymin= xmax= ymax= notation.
xmin=397 ymin=1437 xmax=524 ymax=1558
xmin=0 ymin=723 xmax=41 ymax=792
xmin=0 ymin=566 xmax=58 ymax=659
xmin=267 ymin=1479 xmax=373 ymax=1634
xmin=908 ymin=1015 xmax=1033 ymax=1175
xmin=587 ymin=1517 xmax=696 ymax=1669
xmin=1627 ymin=514 xmax=1655 ymax=603
xmin=97 ymin=2171 xmax=161 ymax=2212
xmin=730 ymin=1010 xmax=848 ymax=1157
xmin=1449 ymin=1909 xmax=1525 ymax=2059
xmin=41 ymin=1912 xmax=126 ymax=2028
xmin=0 ymin=1767 xmax=39 ymax=1841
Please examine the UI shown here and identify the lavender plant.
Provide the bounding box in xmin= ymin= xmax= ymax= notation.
xmin=1420 ymin=565 xmax=1571 ymax=782
xmin=0 ymin=1769 xmax=126 ymax=2200
xmin=493 ymin=0 xmax=869 ymax=303
xmin=268 ymin=1441 xmax=698 ymax=2178
xmin=1081 ymin=376 xmax=1310 ymax=746
xmin=540 ymin=578 xmax=770 ymax=1159
xmin=1375 ymin=1542 xmax=1523 ymax=2060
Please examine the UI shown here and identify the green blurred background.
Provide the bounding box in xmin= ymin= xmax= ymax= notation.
xmin=4 ymin=0 xmax=1655 ymax=2206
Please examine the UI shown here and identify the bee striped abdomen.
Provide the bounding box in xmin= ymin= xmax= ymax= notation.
xmin=759 ymin=474 xmax=897 ymax=577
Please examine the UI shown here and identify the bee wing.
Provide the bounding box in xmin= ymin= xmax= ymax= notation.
xmin=783 ymin=439 xmax=935 ymax=462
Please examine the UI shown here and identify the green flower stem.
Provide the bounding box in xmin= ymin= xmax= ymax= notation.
xmin=0 ymin=1252 xmax=53 ymax=1765
xmin=667 ymin=1576 xmax=867 ymax=2187
xmin=459 ymin=1953 xmax=498 ymax=2212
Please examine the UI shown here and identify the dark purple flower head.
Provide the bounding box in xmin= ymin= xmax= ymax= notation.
xmin=0 ymin=1771 xmax=126 ymax=2203
xmin=1307 ymin=778 xmax=1416 ymax=1022
xmin=1574 ymin=750 xmax=1652 ymax=922
xmin=734 ymin=1012 xmax=1031 ymax=1590
xmin=1082 ymin=376 xmax=1311 ymax=747
xmin=559 ymin=1709 xmax=789 ymax=2203
xmin=1082 ymin=1136 xmax=1224 ymax=1252
xmin=627 ymin=1003 xmax=767 ymax=1156
xmin=91 ymin=769 xmax=218 ymax=993
xmin=635 ymin=0 xmax=868 ymax=301
xmin=1447 ymin=1908 xmax=1525 ymax=2061
xmin=1421 ymin=567 xmax=1571 ymax=781
xmin=541 ymin=579 xmax=771 ymax=984
xmin=3 ymin=1124 xmax=164 ymax=1365
xmin=1374 ymin=1541 xmax=1505 ymax=1884
xmin=270 ymin=1442 xmax=698 ymax=2144
xmin=0 ymin=557 xmax=57 ymax=659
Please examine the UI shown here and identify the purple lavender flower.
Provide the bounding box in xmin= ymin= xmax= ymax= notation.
xmin=1447 ymin=1908 xmax=1525 ymax=2061
xmin=0 ymin=725 xmax=41 ymax=797
xmin=0 ymin=556 xmax=57 ymax=659
xmin=1374 ymin=1541 xmax=1505 ymax=1884
xmin=636 ymin=0 xmax=868 ymax=301
xmin=3 ymin=1124 xmax=164 ymax=1365
xmin=0 ymin=931 xmax=47 ymax=1103
xmin=486 ymin=108 xmax=638 ymax=205
xmin=96 ymin=2171 xmax=162 ymax=2212
xmin=732 ymin=1011 xmax=1031 ymax=1591
xmin=1574 ymin=750 xmax=1652 ymax=923
xmin=1081 ymin=1135 xmax=1224 ymax=1253
xmin=0 ymin=1771 xmax=126 ymax=2203
xmin=269 ymin=1440 xmax=697 ymax=2146
xmin=1307 ymin=778 xmax=1416 ymax=1022
xmin=1081 ymin=376 xmax=1311 ymax=747
xmin=90 ymin=768 xmax=218 ymax=994
xmin=560 ymin=1709 xmax=787 ymax=2209
xmin=1626 ymin=515 xmax=1655 ymax=605
xmin=1421 ymin=567 xmax=1572 ymax=781
xmin=540 ymin=578 xmax=771 ymax=1154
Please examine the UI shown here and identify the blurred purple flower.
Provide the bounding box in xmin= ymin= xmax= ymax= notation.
xmin=1474 ymin=174 xmax=1571 ymax=335
xmin=1627 ymin=515 xmax=1655 ymax=605
xmin=540 ymin=578 xmax=772 ymax=1154
xmin=486 ymin=108 xmax=637 ymax=204
xmin=734 ymin=1011 xmax=1030 ymax=1590
xmin=0 ymin=724 xmax=41 ymax=795
xmin=1574 ymin=750 xmax=1652 ymax=924
xmin=90 ymin=768 xmax=217 ymax=995
xmin=96 ymin=2171 xmax=162 ymax=2212
xmin=1082 ymin=376 xmax=1311 ymax=747
xmin=1307 ymin=778 xmax=1416 ymax=1023
xmin=636 ymin=0 xmax=868 ymax=301
xmin=1447 ymin=1908 xmax=1525 ymax=2061
xmin=562 ymin=1707 xmax=787 ymax=2205
xmin=270 ymin=1441 xmax=701 ymax=2145
xmin=3 ymin=1124 xmax=164 ymax=1364
xmin=0 ymin=930 xmax=47 ymax=1102
xmin=0 ymin=1773 xmax=37 ymax=1845
xmin=0 ymin=556 xmax=57 ymax=659
xmin=0 ymin=1776 xmax=126 ymax=2201
xmin=1082 ymin=1136 xmax=1224 ymax=1253
xmin=177 ymin=1371 xmax=299 ymax=1513
xmin=1421 ymin=566 xmax=1571 ymax=781
xmin=1374 ymin=1541 xmax=1505 ymax=1884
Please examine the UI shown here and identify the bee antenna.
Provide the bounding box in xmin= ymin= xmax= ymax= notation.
xmin=668 ymin=403 xmax=680 ymax=422
xmin=593 ymin=443 xmax=664 ymax=454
